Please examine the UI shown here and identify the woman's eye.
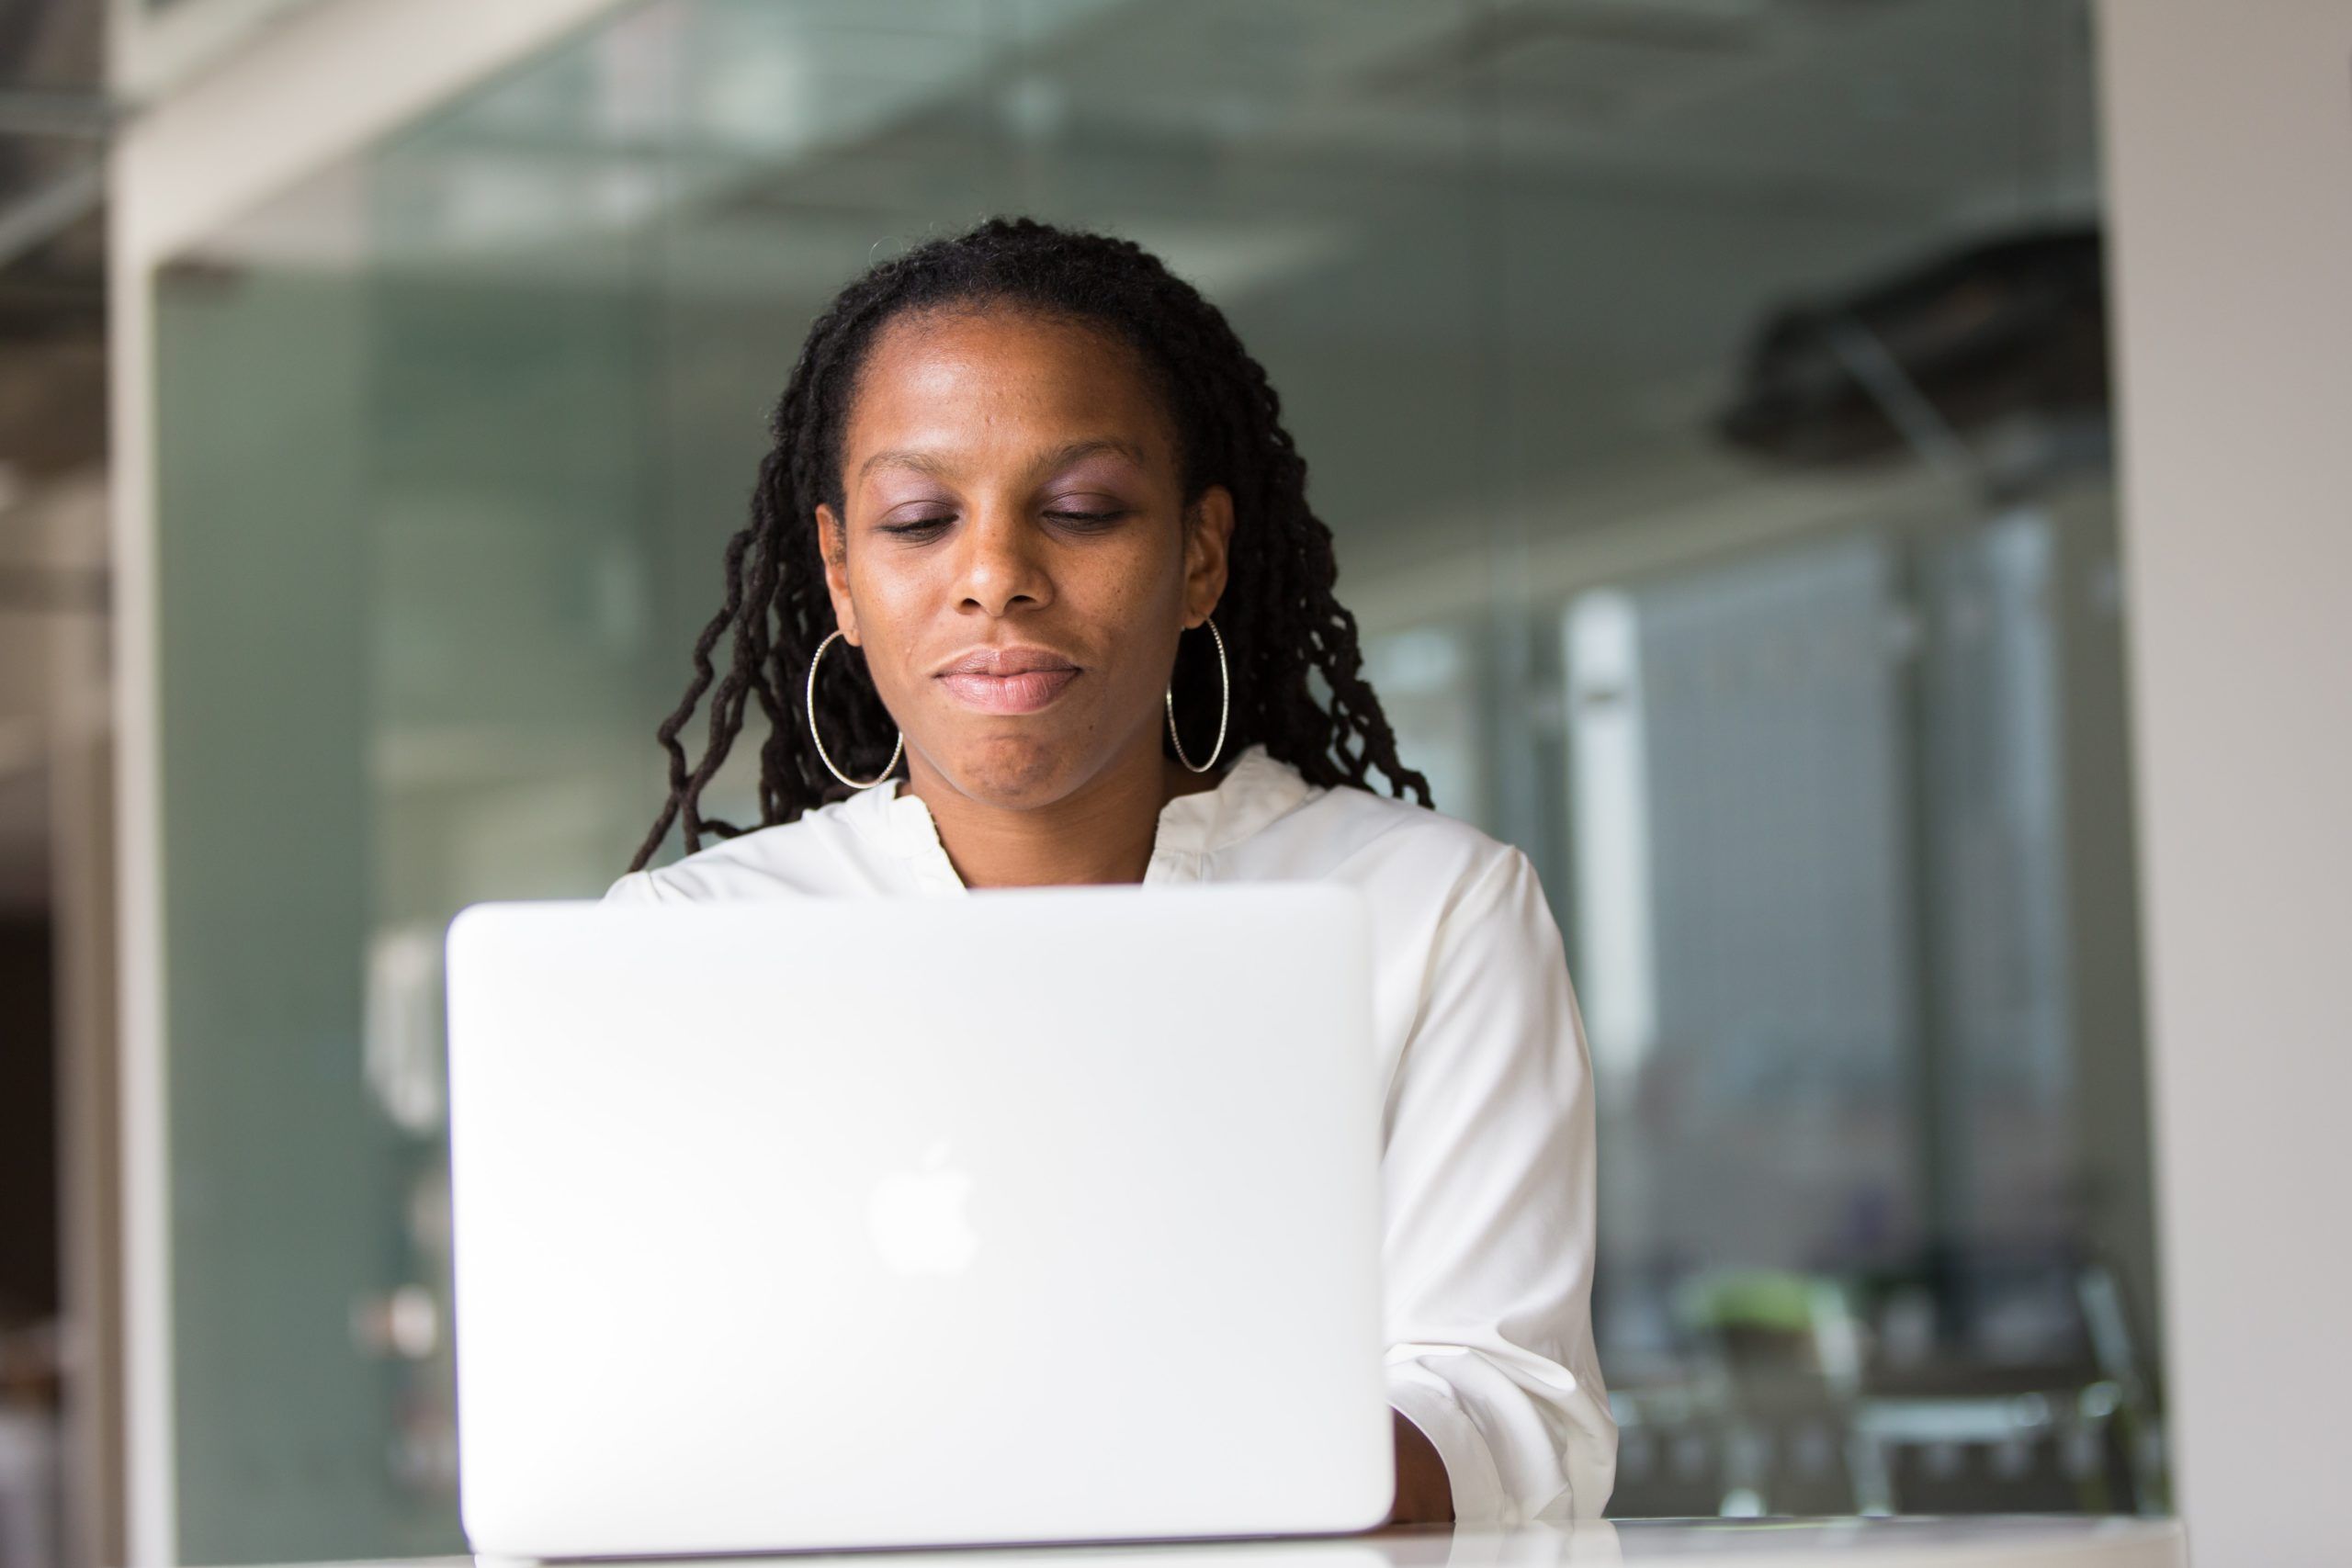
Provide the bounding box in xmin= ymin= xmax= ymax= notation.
xmin=877 ymin=508 xmax=1127 ymax=536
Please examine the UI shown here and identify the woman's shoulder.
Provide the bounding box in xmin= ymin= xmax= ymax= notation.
xmin=1264 ymin=770 xmax=1534 ymax=899
xmin=1269 ymin=777 xmax=1566 ymax=1009
xmin=601 ymin=794 xmax=884 ymax=903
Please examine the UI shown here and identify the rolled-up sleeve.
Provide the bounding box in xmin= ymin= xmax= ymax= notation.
xmin=1380 ymin=846 xmax=1617 ymax=1522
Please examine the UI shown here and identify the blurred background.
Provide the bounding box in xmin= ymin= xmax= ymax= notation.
xmin=3 ymin=0 xmax=2347 ymax=1565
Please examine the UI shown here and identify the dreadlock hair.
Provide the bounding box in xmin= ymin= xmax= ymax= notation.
xmin=628 ymin=215 xmax=1434 ymax=873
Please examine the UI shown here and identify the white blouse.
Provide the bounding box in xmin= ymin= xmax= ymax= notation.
xmin=603 ymin=742 xmax=1618 ymax=1521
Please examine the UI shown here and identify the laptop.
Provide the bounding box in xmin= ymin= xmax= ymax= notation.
xmin=443 ymin=883 xmax=1393 ymax=1559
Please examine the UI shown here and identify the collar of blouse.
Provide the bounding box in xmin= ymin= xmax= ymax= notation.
xmin=845 ymin=743 xmax=1313 ymax=894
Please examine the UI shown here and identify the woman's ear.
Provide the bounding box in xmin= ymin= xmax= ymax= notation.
xmin=815 ymin=502 xmax=860 ymax=645
xmin=1183 ymin=484 xmax=1236 ymax=626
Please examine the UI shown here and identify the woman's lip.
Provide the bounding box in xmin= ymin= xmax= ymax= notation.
xmin=936 ymin=668 xmax=1080 ymax=714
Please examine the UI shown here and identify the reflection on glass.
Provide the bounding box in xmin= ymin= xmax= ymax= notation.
xmin=150 ymin=0 xmax=2145 ymax=1556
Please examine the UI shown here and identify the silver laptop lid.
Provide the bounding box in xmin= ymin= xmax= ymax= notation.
xmin=446 ymin=883 xmax=1391 ymax=1557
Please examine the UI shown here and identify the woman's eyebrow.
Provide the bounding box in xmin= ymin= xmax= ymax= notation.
xmin=858 ymin=447 xmax=956 ymax=482
xmin=856 ymin=437 xmax=1147 ymax=483
xmin=1035 ymin=437 xmax=1148 ymax=472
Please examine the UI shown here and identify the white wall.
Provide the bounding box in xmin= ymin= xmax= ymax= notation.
xmin=2096 ymin=4 xmax=2352 ymax=1562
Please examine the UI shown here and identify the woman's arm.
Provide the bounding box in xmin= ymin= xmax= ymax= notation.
xmin=1379 ymin=845 xmax=1618 ymax=1522
xmin=1384 ymin=1410 xmax=1455 ymax=1526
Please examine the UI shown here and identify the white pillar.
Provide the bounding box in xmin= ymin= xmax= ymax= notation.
xmin=2096 ymin=4 xmax=2352 ymax=1562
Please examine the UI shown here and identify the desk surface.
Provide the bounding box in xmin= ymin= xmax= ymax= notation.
xmin=363 ymin=1517 xmax=2188 ymax=1568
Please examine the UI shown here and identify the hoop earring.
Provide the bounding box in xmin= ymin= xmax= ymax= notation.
xmin=806 ymin=628 xmax=904 ymax=790
xmin=1165 ymin=615 xmax=1229 ymax=774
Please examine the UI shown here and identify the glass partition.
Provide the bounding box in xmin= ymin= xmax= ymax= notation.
xmin=151 ymin=0 xmax=2148 ymax=1556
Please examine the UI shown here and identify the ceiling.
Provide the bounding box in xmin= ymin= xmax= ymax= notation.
xmin=187 ymin=0 xmax=2100 ymax=551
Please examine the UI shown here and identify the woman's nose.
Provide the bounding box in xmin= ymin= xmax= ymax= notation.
xmin=953 ymin=506 xmax=1053 ymax=617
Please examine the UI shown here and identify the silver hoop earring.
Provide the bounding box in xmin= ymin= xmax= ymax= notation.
xmin=806 ymin=628 xmax=904 ymax=790
xmin=1165 ymin=615 xmax=1230 ymax=774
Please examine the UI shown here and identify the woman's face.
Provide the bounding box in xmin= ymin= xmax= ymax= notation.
xmin=814 ymin=305 xmax=1233 ymax=809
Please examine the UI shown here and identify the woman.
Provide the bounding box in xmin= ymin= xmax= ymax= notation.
xmin=605 ymin=217 xmax=1616 ymax=1525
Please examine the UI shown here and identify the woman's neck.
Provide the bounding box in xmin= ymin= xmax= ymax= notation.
xmin=905 ymin=739 xmax=1222 ymax=889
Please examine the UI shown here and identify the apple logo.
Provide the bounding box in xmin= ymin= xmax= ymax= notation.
xmin=867 ymin=1141 xmax=979 ymax=1274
